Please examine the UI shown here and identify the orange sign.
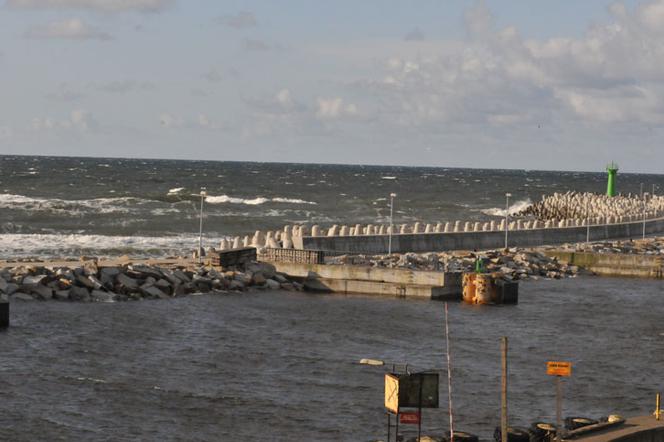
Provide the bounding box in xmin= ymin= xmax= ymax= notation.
xmin=547 ymin=361 xmax=572 ymax=377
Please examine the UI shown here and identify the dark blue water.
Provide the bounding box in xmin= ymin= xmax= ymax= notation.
xmin=1 ymin=277 xmax=663 ymax=441
xmin=1 ymin=155 xmax=663 ymax=258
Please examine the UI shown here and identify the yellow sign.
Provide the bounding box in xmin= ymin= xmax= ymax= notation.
xmin=384 ymin=374 xmax=400 ymax=414
xmin=547 ymin=361 xmax=572 ymax=377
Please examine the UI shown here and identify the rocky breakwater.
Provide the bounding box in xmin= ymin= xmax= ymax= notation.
xmin=0 ymin=259 xmax=302 ymax=303
xmin=552 ymin=237 xmax=664 ymax=255
xmin=327 ymin=248 xmax=585 ymax=281
xmin=518 ymin=191 xmax=664 ymax=223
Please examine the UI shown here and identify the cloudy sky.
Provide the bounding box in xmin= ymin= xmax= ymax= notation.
xmin=0 ymin=0 xmax=663 ymax=172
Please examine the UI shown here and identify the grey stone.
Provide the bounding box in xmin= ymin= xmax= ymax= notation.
xmin=54 ymin=290 xmax=71 ymax=301
xmin=22 ymin=275 xmax=46 ymax=285
xmin=116 ymin=273 xmax=139 ymax=290
xmin=81 ymin=259 xmax=98 ymax=276
xmin=265 ymin=279 xmax=281 ymax=290
xmin=141 ymin=285 xmax=169 ymax=299
xmin=229 ymin=280 xmax=245 ymax=291
xmin=91 ymin=290 xmax=115 ymax=303
xmin=303 ymin=279 xmax=332 ymax=293
xmin=0 ymin=293 xmax=8 ymax=302
xmin=245 ymin=262 xmax=276 ymax=279
xmin=0 ymin=278 xmax=7 ymax=292
xmin=27 ymin=284 xmax=53 ymax=300
xmin=4 ymin=283 xmax=18 ymax=295
xmin=75 ymin=274 xmax=95 ymax=289
xmin=155 ymin=279 xmax=171 ymax=291
xmin=87 ymin=275 xmax=104 ymax=290
xmin=129 ymin=265 xmax=163 ymax=280
xmin=280 ymin=283 xmax=295 ymax=291
xmin=274 ymin=274 xmax=288 ymax=284
xmin=251 ymin=272 xmax=267 ymax=286
xmin=11 ymin=292 xmax=34 ymax=301
xmin=173 ymin=269 xmax=191 ymax=283
xmin=70 ymin=286 xmax=90 ymax=302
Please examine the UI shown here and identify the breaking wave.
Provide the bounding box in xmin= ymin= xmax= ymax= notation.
xmin=481 ymin=198 xmax=533 ymax=217
xmin=0 ymin=233 xmax=220 ymax=259
xmin=205 ymin=195 xmax=317 ymax=205
xmin=0 ymin=193 xmax=153 ymax=215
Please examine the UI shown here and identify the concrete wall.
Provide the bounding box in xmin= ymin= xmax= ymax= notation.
xmin=296 ymin=218 xmax=664 ymax=254
xmin=544 ymin=251 xmax=664 ymax=279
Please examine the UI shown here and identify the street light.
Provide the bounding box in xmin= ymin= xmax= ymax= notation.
xmin=388 ymin=193 xmax=397 ymax=255
xmin=643 ymin=192 xmax=649 ymax=240
xmin=586 ymin=197 xmax=590 ymax=246
xmin=198 ymin=187 xmax=207 ymax=264
xmin=504 ymin=193 xmax=512 ymax=250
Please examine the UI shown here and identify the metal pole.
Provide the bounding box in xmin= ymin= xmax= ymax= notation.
xmin=501 ymin=337 xmax=508 ymax=442
xmin=643 ymin=193 xmax=647 ymax=240
xmin=388 ymin=193 xmax=396 ymax=255
xmin=387 ymin=413 xmax=391 ymax=442
xmin=417 ymin=377 xmax=423 ymax=441
xmin=504 ymin=193 xmax=511 ymax=250
xmin=556 ymin=376 xmax=562 ymax=442
xmin=198 ymin=187 xmax=206 ymax=264
xmin=586 ymin=197 xmax=590 ymax=246
xmin=445 ymin=303 xmax=455 ymax=442
xmin=657 ymin=393 xmax=661 ymax=421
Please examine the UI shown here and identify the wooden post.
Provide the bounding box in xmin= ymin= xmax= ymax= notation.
xmin=556 ymin=376 xmax=563 ymax=442
xmin=657 ymin=393 xmax=661 ymax=421
xmin=501 ymin=337 xmax=508 ymax=442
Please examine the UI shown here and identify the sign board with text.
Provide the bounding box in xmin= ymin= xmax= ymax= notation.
xmin=547 ymin=361 xmax=572 ymax=377
xmin=399 ymin=412 xmax=421 ymax=425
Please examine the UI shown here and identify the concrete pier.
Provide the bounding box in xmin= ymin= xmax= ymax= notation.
xmin=292 ymin=217 xmax=664 ymax=254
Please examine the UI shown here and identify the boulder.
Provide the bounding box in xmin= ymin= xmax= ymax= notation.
xmin=251 ymin=272 xmax=267 ymax=286
xmin=265 ymin=279 xmax=281 ymax=290
xmin=0 ymin=278 xmax=7 ymax=292
xmin=229 ymin=280 xmax=245 ymax=291
xmin=173 ymin=269 xmax=191 ymax=283
xmin=91 ymin=290 xmax=115 ymax=303
xmin=280 ymin=283 xmax=295 ymax=291
xmin=22 ymin=275 xmax=46 ymax=285
xmin=70 ymin=286 xmax=91 ymax=302
xmin=154 ymin=279 xmax=172 ymax=293
xmin=4 ymin=283 xmax=18 ymax=295
xmin=274 ymin=274 xmax=288 ymax=284
xmin=26 ymin=284 xmax=53 ymax=300
xmin=128 ymin=265 xmax=163 ymax=280
xmin=245 ymin=262 xmax=276 ymax=279
xmin=141 ymin=285 xmax=169 ymax=299
xmin=303 ymin=279 xmax=332 ymax=293
xmin=116 ymin=273 xmax=139 ymax=290
xmin=81 ymin=259 xmax=98 ymax=276
xmin=11 ymin=292 xmax=34 ymax=301
xmin=54 ymin=290 xmax=71 ymax=301
xmin=75 ymin=274 xmax=95 ymax=289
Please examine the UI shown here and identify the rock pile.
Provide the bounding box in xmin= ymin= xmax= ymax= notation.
xmin=327 ymin=249 xmax=583 ymax=281
xmin=518 ymin=191 xmax=664 ymax=222
xmin=553 ymin=237 xmax=664 ymax=255
xmin=0 ymin=259 xmax=302 ymax=302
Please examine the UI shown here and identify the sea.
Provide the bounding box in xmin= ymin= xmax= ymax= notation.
xmin=1 ymin=155 xmax=664 ymax=442
xmin=1 ymin=155 xmax=663 ymax=259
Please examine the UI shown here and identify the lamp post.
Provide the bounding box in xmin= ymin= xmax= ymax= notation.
xmin=504 ymin=193 xmax=512 ymax=250
xmin=643 ymin=192 xmax=649 ymax=240
xmin=198 ymin=187 xmax=207 ymax=264
xmin=586 ymin=197 xmax=590 ymax=246
xmin=388 ymin=193 xmax=397 ymax=255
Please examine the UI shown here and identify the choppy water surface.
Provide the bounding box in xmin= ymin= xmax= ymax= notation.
xmin=1 ymin=277 xmax=663 ymax=441
xmin=1 ymin=155 xmax=663 ymax=258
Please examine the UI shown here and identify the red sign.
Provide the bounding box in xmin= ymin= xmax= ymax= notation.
xmin=399 ymin=412 xmax=421 ymax=425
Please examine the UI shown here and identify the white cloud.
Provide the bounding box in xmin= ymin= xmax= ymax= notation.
xmin=26 ymin=18 xmax=111 ymax=40
xmin=355 ymin=0 xmax=664 ymax=129
xmin=217 ymin=11 xmax=256 ymax=29
xmin=31 ymin=109 xmax=97 ymax=131
xmin=7 ymin=0 xmax=172 ymax=13
xmin=316 ymin=97 xmax=358 ymax=119
xmin=96 ymin=79 xmax=154 ymax=93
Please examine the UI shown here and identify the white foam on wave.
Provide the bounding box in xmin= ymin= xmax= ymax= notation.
xmin=0 ymin=193 xmax=154 ymax=214
xmin=482 ymin=198 xmax=533 ymax=217
xmin=381 ymin=176 xmax=397 ymax=180
xmin=168 ymin=187 xmax=185 ymax=194
xmin=0 ymin=233 xmax=219 ymax=259
xmin=205 ymin=194 xmax=316 ymax=205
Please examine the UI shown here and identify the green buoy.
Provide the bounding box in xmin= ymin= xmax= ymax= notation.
xmin=606 ymin=162 xmax=619 ymax=197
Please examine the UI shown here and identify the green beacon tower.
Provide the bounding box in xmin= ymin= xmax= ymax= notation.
xmin=606 ymin=162 xmax=619 ymax=197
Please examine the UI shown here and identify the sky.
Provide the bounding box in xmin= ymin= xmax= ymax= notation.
xmin=0 ymin=0 xmax=663 ymax=172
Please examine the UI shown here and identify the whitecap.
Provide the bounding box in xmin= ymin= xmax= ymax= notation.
xmin=205 ymin=194 xmax=316 ymax=205
xmin=481 ymin=198 xmax=533 ymax=217
xmin=381 ymin=176 xmax=397 ymax=180
xmin=168 ymin=187 xmax=185 ymax=194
